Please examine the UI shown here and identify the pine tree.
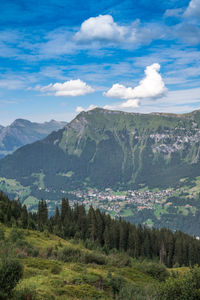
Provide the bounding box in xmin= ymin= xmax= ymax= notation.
xmin=88 ymin=206 xmax=96 ymax=241
xmin=21 ymin=205 xmax=28 ymax=229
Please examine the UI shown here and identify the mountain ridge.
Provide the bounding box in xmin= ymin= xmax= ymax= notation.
xmin=1 ymin=108 xmax=200 ymax=234
xmin=0 ymin=118 xmax=67 ymax=158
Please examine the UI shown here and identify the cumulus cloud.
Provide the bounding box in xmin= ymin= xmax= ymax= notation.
xmin=104 ymin=99 xmax=139 ymax=110
xmin=76 ymin=104 xmax=97 ymax=113
xmin=38 ymin=79 xmax=95 ymax=96
xmin=184 ymin=0 xmax=200 ymax=17
xmin=74 ymin=15 xmax=165 ymax=48
xmin=104 ymin=63 xmax=167 ymax=102
xmin=74 ymin=15 xmax=133 ymax=43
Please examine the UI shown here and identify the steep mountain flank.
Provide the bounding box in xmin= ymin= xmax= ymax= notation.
xmin=1 ymin=108 xmax=200 ymax=190
xmin=2 ymin=108 xmax=200 ymax=234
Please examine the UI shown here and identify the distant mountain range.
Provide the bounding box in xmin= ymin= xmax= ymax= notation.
xmin=0 ymin=119 xmax=67 ymax=158
xmin=1 ymin=108 xmax=200 ymax=235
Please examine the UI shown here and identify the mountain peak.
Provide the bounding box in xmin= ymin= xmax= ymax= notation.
xmin=11 ymin=119 xmax=31 ymax=127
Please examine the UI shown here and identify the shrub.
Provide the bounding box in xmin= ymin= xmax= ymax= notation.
xmin=156 ymin=266 xmax=200 ymax=300
xmin=108 ymin=253 xmax=132 ymax=267
xmin=46 ymin=247 xmax=53 ymax=258
xmin=107 ymin=272 xmax=125 ymax=297
xmin=9 ymin=228 xmax=25 ymax=243
xmin=14 ymin=286 xmax=37 ymax=300
xmin=117 ymin=283 xmax=146 ymax=300
xmin=57 ymin=246 xmax=82 ymax=262
xmin=0 ymin=259 xmax=23 ymax=297
xmin=30 ymin=248 xmax=39 ymax=258
xmin=0 ymin=227 xmax=5 ymax=241
xmin=139 ymin=262 xmax=169 ymax=281
xmin=51 ymin=264 xmax=62 ymax=274
xmin=83 ymin=252 xmax=107 ymax=265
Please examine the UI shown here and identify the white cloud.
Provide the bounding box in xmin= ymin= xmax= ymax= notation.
xmin=74 ymin=15 xmax=132 ymax=43
xmin=103 ymin=87 xmax=200 ymax=113
xmin=76 ymin=104 xmax=97 ymax=113
xmin=164 ymin=8 xmax=183 ymax=18
xmin=104 ymin=99 xmax=139 ymax=110
xmin=74 ymin=15 xmax=164 ymax=48
xmin=38 ymin=79 xmax=95 ymax=97
xmin=104 ymin=63 xmax=167 ymax=102
xmin=184 ymin=0 xmax=200 ymax=17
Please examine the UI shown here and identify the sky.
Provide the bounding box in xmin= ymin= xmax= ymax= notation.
xmin=0 ymin=0 xmax=200 ymax=125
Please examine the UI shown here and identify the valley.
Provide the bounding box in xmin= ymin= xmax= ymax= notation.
xmin=1 ymin=173 xmax=200 ymax=235
xmin=2 ymin=108 xmax=200 ymax=235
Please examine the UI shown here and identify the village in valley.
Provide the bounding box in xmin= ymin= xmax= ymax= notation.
xmin=67 ymin=188 xmax=174 ymax=217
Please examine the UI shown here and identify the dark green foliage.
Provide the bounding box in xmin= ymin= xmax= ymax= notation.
xmin=156 ymin=266 xmax=200 ymax=300
xmin=83 ymin=252 xmax=106 ymax=265
xmin=12 ymin=286 xmax=37 ymax=300
xmin=1 ymin=191 xmax=200 ymax=268
xmin=108 ymin=253 xmax=132 ymax=267
xmin=107 ymin=272 xmax=125 ymax=298
xmin=0 ymin=259 xmax=23 ymax=297
xmin=0 ymin=227 xmax=4 ymax=240
xmin=57 ymin=246 xmax=82 ymax=263
xmin=37 ymin=200 xmax=48 ymax=231
xmin=50 ymin=264 xmax=62 ymax=274
xmin=117 ymin=283 xmax=146 ymax=300
xmin=138 ymin=262 xmax=169 ymax=281
xmin=9 ymin=228 xmax=25 ymax=243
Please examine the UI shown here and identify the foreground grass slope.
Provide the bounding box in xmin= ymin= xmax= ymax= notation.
xmin=0 ymin=224 xmax=161 ymax=299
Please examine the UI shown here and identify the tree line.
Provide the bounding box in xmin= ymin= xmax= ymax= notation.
xmin=1 ymin=191 xmax=200 ymax=268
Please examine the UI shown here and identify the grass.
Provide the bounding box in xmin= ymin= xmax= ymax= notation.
xmin=121 ymin=209 xmax=133 ymax=217
xmin=154 ymin=204 xmax=168 ymax=220
xmin=111 ymin=191 xmax=126 ymax=196
xmin=178 ymin=206 xmax=189 ymax=216
xmin=58 ymin=171 xmax=74 ymax=178
xmin=144 ymin=219 xmax=154 ymax=227
xmin=0 ymin=177 xmax=31 ymax=200
xmin=23 ymin=196 xmax=38 ymax=207
xmin=0 ymin=225 xmax=159 ymax=299
xmin=32 ymin=173 xmax=45 ymax=189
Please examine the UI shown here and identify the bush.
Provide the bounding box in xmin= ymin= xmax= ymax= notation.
xmin=46 ymin=247 xmax=53 ymax=258
xmin=14 ymin=286 xmax=37 ymax=300
xmin=139 ymin=262 xmax=169 ymax=281
xmin=51 ymin=264 xmax=62 ymax=274
xmin=0 ymin=227 xmax=5 ymax=240
xmin=0 ymin=259 xmax=23 ymax=297
xmin=107 ymin=272 xmax=126 ymax=297
xmin=117 ymin=283 xmax=146 ymax=300
xmin=83 ymin=252 xmax=107 ymax=265
xmin=108 ymin=253 xmax=132 ymax=267
xmin=57 ymin=246 xmax=82 ymax=262
xmin=9 ymin=228 xmax=25 ymax=243
xmin=156 ymin=266 xmax=200 ymax=300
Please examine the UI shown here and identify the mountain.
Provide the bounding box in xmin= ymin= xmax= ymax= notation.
xmin=1 ymin=107 xmax=200 ymax=188
xmin=0 ymin=119 xmax=67 ymax=158
xmin=1 ymin=108 xmax=200 ymax=234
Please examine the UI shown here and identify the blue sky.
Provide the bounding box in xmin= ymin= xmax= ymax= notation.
xmin=0 ymin=0 xmax=200 ymax=125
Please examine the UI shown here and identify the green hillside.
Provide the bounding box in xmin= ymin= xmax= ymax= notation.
xmin=1 ymin=192 xmax=200 ymax=300
xmin=0 ymin=225 xmax=159 ymax=299
xmin=2 ymin=108 xmax=200 ymax=234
